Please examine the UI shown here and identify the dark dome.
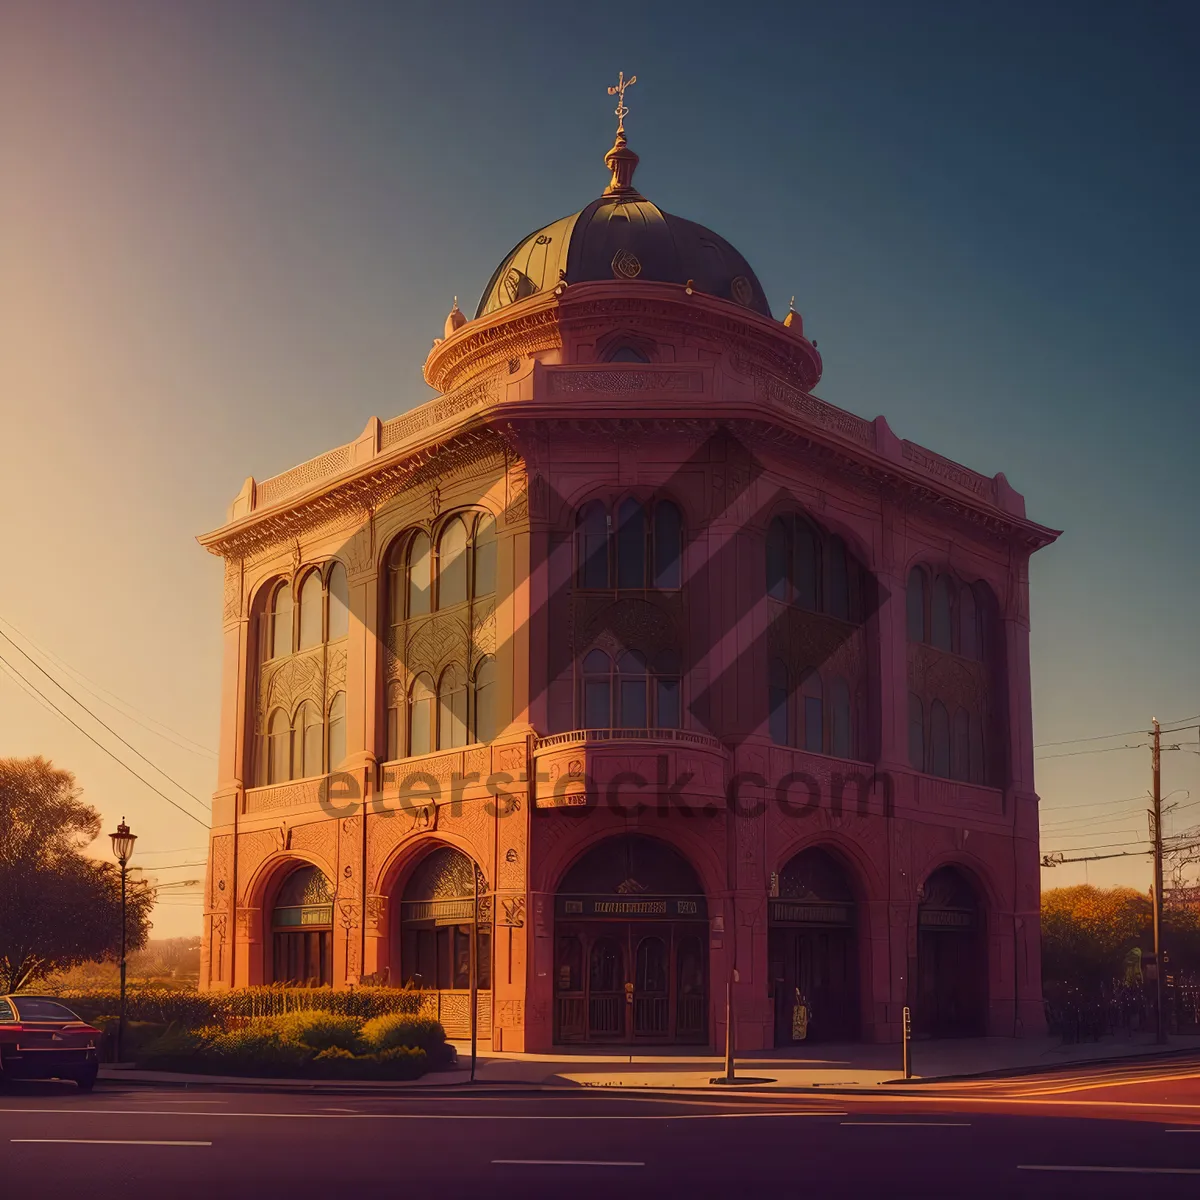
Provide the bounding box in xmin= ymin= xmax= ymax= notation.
xmin=475 ymin=195 xmax=773 ymax=320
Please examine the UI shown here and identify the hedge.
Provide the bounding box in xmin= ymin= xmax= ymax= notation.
xmin=44 ymin=986 xmax=425 ymax=1029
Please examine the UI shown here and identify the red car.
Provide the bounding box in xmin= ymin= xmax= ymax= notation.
xmin=0 ymin=996 xmax=101 ymax=1091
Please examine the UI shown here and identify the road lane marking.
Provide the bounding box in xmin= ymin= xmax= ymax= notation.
xmin=1019 ymin=1165 xmax=1200 ymax=1175
xmin=1013 ymin=1069 xmax=1200 ymax=1097
xmin=494 ymin=1160 xmax=643 ymax=1167
xmin=11 ymin=1139 xmax=211 ymax=1147
xmin=0 ymin=1107 xmax=846 ymax=1122
xmin=1165 ymin=1128 xmax=1200 ymax=1133
xmin=841 ymin=1121 xmax=971 ymax=1127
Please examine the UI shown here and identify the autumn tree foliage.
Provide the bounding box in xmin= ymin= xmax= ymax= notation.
xmin=0 ymin=757 xmax=153 ymax=993
xmin=1042 ymin=884 xmax=1200 ymax=984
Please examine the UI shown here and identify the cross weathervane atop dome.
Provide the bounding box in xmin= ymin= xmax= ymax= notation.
xmin=603 ymin=70 xmax=642 ymax=198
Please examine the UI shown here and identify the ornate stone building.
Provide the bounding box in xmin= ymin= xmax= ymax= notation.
xmin=199 ymin=114 xmax=1058 ymax=1051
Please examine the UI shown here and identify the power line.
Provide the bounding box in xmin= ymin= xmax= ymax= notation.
xmin=0 ymin=614 xmax=217 ymax=758
xmin=1034 ymin=714 xmax=1200 ymax=750
xmin=0 ymin=648 xmax=208 ymax=829
xmin=1036 ymin=743 xmax=1148 ymax=762
xmin=0 ymin=630 xmax=209 ymax=819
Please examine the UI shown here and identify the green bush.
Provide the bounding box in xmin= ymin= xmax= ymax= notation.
xmin=268 ymin=1012 xmax=363 ymax=1053
xmin=312 ymin=1045 xmax=427 ymax=1081
xmin=360 ymin=1014 xmax=442 ymax=1053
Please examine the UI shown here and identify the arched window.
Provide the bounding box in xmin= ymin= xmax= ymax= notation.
xmin=327 ymin=562 xmax=349 ymax=641
xmin=409 ymin=673 xmax=435 ymax=756
xmin=801 ymin=669 xmax=823 ymax=754
xmin=327 ymin=691 xmax=346 ymax=770
xmin=298 ymin=572 xmax=324 ymax=651
xmin=908 ymin=693 xmax=925 ymax=771
xmin=437 ymin=665 xmax=468 ymax=750
xmin=969 ymin=713 xmax=985 ymax=785
xmin=975 ymin=582 xmax=994 ymax=661
xmin=793 ymin=523 xmax=820 ymax=611
xmin=267 ymin=708 xmax=290 ymax=784
xmin=617 ymin=650 xmax=648 ymax=728
xmin=959 ymin=584 xmax=978 ymax=660
xmin=768 ymin=659 xmax=789 ymax=745
xmin=272 ymin=866 xmax=333 ymax=987
xmin=437 ymin=518 xmax=468 ymax=609
xmin=408 ymin=533 xmax=432 ymax=617
xmin=270 ymin=583 xmax=293 ymax=660
xmin=386 ymin=682 xmax=403 ymax=762
xmin=607 ymin=344 xmax=650 ymax=363
xmin=828 ymin=536 xmax=850 ymax=621
xmin=766 ymin=517 xmax=790 ymax=601
xmin=473 ymin=513 xmax=496 ymax=598
xmin=830 ymin=676 xmax=852 ymax=760
xmin=654 ymin=650 xmax=681 ymax=729
xmin=929 ymin=700 xmax=951 ymax=778
xmin=906 ymin=568 xmax=926 ymax=643
xmin=952 ymin=707 xmax=970 ymax=782
xmin=932 ymin=575 xmax=954 ymax=652
xmin=652 ymin=501 xmax=683 ymax=589
xmin=582 ymin=649 xmax=612 ymax=728
xmin=473 ymin=658 xmax=497 ymax=743
xmin=293 ymin=701 xmax=323 ymax=779
xmin=386 ymin=538 xmax=407 ymax=628
xmin=616 ymin=498 xmax=647 ymax=589
xmin=577 ymin=502 xmax=609 ymax=589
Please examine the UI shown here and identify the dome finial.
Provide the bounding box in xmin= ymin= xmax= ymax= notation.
xmin=603 ymin=70 xmax=641 ymax=197
xmin=444 ymin=296 xmax=466 ymax=338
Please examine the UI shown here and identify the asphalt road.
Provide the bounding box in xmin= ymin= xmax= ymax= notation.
xmin=2 ymin=1057 xmax=1198 ymax=1199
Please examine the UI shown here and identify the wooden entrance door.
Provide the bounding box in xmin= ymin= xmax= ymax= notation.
xmin=770 ymin=926 xmax=858 ymax=1044
xmin=916 ymin=929 xmax=982 ymax=1037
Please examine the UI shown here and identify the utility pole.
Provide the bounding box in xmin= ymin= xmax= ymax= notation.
xmin=1151 ymin=717 xmax=1166 ymax=1045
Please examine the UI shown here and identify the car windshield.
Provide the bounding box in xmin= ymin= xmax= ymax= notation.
xmin=12 ymin=998 xmax=82 ymax=1022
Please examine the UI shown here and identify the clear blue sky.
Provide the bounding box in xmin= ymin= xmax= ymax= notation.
xmin=1 ymin=0 xmax=1197 ymax=933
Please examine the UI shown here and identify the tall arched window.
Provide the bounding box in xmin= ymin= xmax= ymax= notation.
xmin=268 ymin=708 xmax=290 ymax=783
xmin=952 ymin=706 xmax=970 ymax=782
xmin=582 ymin=649 xmax=612 ymax=727
xmin=766 ymin=517 xmax=790 ymax=601
xmin=908 ymin=693 xmax=925 ymax=771
xmin=270 ymin=584 xmax=293 ymax=660
xmin=793 ymin=523 xmax=820 ymax=611
xmin=327 ymin=691 xmax=346 ymax=770
xmin=293 ymin=701 xmax=323 ymax=778
xmin=408 ymin=533 xmax=432 ymax=617
xmin=437 ymin=665 xmax=468 ymax=750
xmin=577 ymin=502 xmax=609 ymax=589
xmin=618 ymin=650 xmax=648 ymax=728
xmin=387 ymin=539 xmax=407 ymax=628
xmin=969 ymin=713 xmax=985 ymax=785
xmin=801 ymin=669 xmax=823 ymax=753
xmin=272 ymin=866 xmax=333 ymax=987
xmin=473 ymin=514 xmax=496 ymax=598
xmin=959 ymin=585 xmax=978 ymax=660
xmin=327 ymin=562 xmax=349 ymax=641
xmin=929 ymin=700 xmax=951 ymax=778
xmin=386 ymin=682 xmax=403 ymax=762
xmin=298 ymin=572 xmax=324 ymax=651
xmin=616 ymin=498 xmax=647 ymax=588
xmin=769 ymin=659 xmax=789 ymax=745
xmin=654 ymin=650 xmax=681 ymax=729
xmin=473 ymin=658 xmax=497 ymax=743
xmin=932 ymin=576 xmax=954 ymax=652
xmin=409 ymin=673 xmax=435 ymax=756
xmin=437 ymin=518 xmax=468 ymax=609
xmin=907 ymin=568 xmax=926 ymax=643
xmin=828 ymin=536 xmax=850 ymax=621
xmin=652 ymin=502 xmax=683 ymax=589
xmin=830 ymin=676 xmax=852 ymax=760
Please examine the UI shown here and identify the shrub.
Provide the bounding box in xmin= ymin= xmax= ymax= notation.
xmin=360 ymin=1014 xmax=451 ymax=1066
xmin=312 ymin=1045 xmax=427 ymax=1081
xmin=268 ymin=1012 xmax=363 ymax=1053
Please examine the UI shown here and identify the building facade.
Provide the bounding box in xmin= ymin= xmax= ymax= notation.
xmin=199 ymin=123 xmax=1058 ymax=1050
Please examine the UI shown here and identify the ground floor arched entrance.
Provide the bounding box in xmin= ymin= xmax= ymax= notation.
xmin=916 ymin=865 xmax=986 ymax=1037
xmin=270 ymin=864 xmax=334 ymax=987
xmin=769 ymin=847 xmax=860 ymax=1044
xmin=554 ymin=835 xmax=708 ymax=1045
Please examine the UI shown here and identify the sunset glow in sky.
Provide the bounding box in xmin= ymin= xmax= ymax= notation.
xmin=2 ymin=1 xmax=1197 ymax=935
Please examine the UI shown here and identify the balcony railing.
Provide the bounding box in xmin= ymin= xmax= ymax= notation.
xmin=533 ymin=728 xmax=723 ymax=752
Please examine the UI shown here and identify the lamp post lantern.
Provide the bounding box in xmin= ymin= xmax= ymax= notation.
xmin=108 ymin=818 xmax=136 ymax=1063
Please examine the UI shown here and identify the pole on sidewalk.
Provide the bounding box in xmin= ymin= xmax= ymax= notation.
xmin=723 ymin=970 xmax=736 ymax=1083
xmin=902 ymin=1005 xmax=912 ymax=1080
xmin=1151 ymin=717 xmax=1166 ymax=1045
xmin=469 ymin=868 xmax=478 ymax=1082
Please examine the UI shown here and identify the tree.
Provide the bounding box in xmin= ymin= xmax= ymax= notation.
xmin=1041 ymin=885 xmax=1151 ymax=985
xmin=0 ymin=757 xmax=153 ymax=993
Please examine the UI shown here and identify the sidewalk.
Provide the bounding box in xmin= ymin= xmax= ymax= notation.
xmin=98 ymin=1031 xmax=1200 ymax=1093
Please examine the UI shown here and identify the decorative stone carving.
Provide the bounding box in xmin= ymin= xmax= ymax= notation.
xmin=222 ymin=558 xmax=243 ymax=622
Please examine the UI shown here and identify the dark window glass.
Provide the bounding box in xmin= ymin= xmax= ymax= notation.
xmin=969 ymin=713 xmax=986 ymax=785
xmin=654 ymin=649 xmax=681 ymax=729
xmin=437 ymin=518 xmax=469 ymax=608
xmin=616 ymin=498 xmax=647 ymax=588
xmin=952 ymin=707 xmax=971 ymax=781
xmin=608 ymin=344 xmax=650 ymax=363
xmin=908 ymin=693 xmax=925 ymax=770
xmin=794 ymin=523 xmax=820 ymax=611
xmin=959 ymin=585 xmax=978 ymax=660
xmin=801 ymin=670 xmax=823 ymax=753
xmin=12 ymin=998 xmax=80 ymax=1022
xmin=829 ymin=536 xmax=850 ymax=620
xmin=577 ymin=502 xmax=609 ymax=588
xmin=652 ymin=502 xmax=682 ymax=589
xmin=932 ymin=575 xmax=954 ymax=652
xmin=473 ymin=513 xmax=497 ymax=598
xmin=930 ymin=700 xmax=951 ymax=777
xmin=618 ymin=650 xmax=648 ymax=728
xmin=907 ymin=568 xmax=926 ymax=643
xmin=408 ymin=533 xmax=432 ymax=617
xmin=582 ymin=649 xmax=611 ymax=727
xmin=766 ymin=517 xmax=789 ymax=600
xmin=830 ymin=676 xmax=852 ymax=759
xmin=769 ymin=658 xmax=789 ymax=745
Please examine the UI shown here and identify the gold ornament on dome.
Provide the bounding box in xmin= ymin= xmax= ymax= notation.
xmin=607 ymin=70 xmax=637 ymax=136
xmin=612 ymin=248 xmax=642 ymax=279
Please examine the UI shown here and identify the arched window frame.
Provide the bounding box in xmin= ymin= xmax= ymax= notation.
xmin=906 ymin=566 xmax=928 ymax=644
xmin=435 ymin=516 xmax=469 ymax=610
xmin=327 ymin=691 xmax=347 ymax=771
xmin=408 ymin=672 xmax=435 ymax=758
xmin=473 ymin=657 xmax=498 ymax=744
xmin=436 ymin=664 xmax=468 ymax=750
xmin=581 ymin=649 xmax=612 ymax=728
xmin=266 ymin=707 xmax=291 ymax=784
xmin=407 ymin=531 xmax=433 ymax=618
xmin=292 ymin=700 xmax=323 ymax=780
xmin=929 ymin=699 xmax=951 ymax=779
xmin=768 ymin=658 xmax=790 ymax=746
xmin=268 ymin=580 xmax=294 ymax=661
xmin=297 ymin=569 xmax=324 ymax=652
xmin=385 ymin=681 xmax=404 ymax=763
xmin=576 ymin=501 xmax=610 ymax=589
xmin=326 ymin=561 xmax=349 ymax=642
xmin=472 ymin=511 xmax=497 ymax=600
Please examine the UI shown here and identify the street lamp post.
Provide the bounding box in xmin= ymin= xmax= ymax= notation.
xmin=108 ymin=818 xmax=137 ymax=1063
